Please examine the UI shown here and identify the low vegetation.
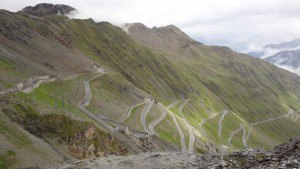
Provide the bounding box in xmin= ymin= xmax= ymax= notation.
xmin=0 ymin=150 xmax=16 ymax=169
xmin=3 ymin=103 xmax=128 ymax=159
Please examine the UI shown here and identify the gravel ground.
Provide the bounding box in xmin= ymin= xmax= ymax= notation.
xmin=60 ymin=138 xmax=300 ymax=169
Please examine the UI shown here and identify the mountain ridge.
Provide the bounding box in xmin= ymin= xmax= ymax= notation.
xmin=0 ymin=5 xmax=300 ymax=168
xmin=123 ymin=22 xmax=202 ymax=51
xmin=20 ymin=3 xmax=76 ymax=17
xmin=265 ymin=49 xmax=300 ymax=75
xmin=266 ymin=39 xmax=300 ymax=49
xmin=247 ymin=39 xmax=300 ymax=75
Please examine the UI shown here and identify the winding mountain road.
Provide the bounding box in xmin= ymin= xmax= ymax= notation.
xmin=178 ymin=100 xmax=189 ymax=117
xmin=148 ymin=103 xmax=167 ymax=135
xmin=226 ymin=110 xmax=300 ymax=148
xmin=167 ymin=101 xmax=180 ymax=109
xmin=22 ymin=77 xmax=56 ymax=94
xmin=18 ymin=67 xmax=300 ymax=150
xmin=19 ymin=72 xmax=84 ymax=95
xmin=77 ymin=69 xmax=115 ymax=132
xmin=218 ymin=110 xmax=229 ymax=138
xmin=80 ymin=74 xmax=103 ymax=107
xmin=198 ymin=113 xmax=219 ymax=128
xmin=140 ymin=98 xmax=155 ymax=134
xmin=246 ymin=110 xmax=299 ymax=141
xmin=118 ymin=100 xmax=148 ymax=123
xmin=287 ymin=110 xmax=299 ymax=121
xmin=179 ymin=100 xmax=195 ymax=153
xmin=166 ymin=101 xmax=187 ymax=152
xmin=241 ymin=125 xmax=247 ymax=147
xmin=228 ymin=124 xmax=247 ymax=147
xmin=169 ymin=110 xmax=187 ymax=152
xmin=197 ymin=110 xmax=228 ymax=137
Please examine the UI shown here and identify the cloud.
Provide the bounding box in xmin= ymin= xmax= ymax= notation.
xmin=274 ymin=64 xmax=300 ymax=76
xmin=1 ymin=0 xmax=300 ymax=52
xmin=256 ymin=44 xmax=300 ymax=59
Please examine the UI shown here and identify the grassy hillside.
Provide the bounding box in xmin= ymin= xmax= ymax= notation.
xmin=0 ymin=9 xmax=300 ymax=167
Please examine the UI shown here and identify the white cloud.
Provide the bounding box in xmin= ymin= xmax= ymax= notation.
xmin=1 ymin=0 xmax=300 ymax=52
xmin=275 ymin=64 xmax=300 ymax=76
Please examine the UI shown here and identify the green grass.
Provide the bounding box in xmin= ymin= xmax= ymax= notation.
xmin=14 ymin=103 xmax=39 ymax=119
xmin=50 ymin=15 xmax=300 ymax=150
xmin=0 ymin=150 xmax=16 ymax=169
xmin=156 ymin=113 xmax=182 ymax=147
xmin=1 ymin=10 xmax=300 ymax=151
xmin=0 ymin=112 xmax=33 ymax=148
xmin=87 ymin=72 xmax=145 ymax=121
xmin=0 ymin=57 xmax=14 ymax=68
xmin=3 ymin=101 xmax=128 ymax=158
xmin=0 ymin=55 xmax=30 ymax=89
xmin=248 ymin=117 xmax=300 ymax=149
xmin=13 ymin=73 xmax=93 ymax=121
xmin=123 ymin=105 xmax=144 ymax=131
xmin=0 ymin=57 xmax=19 ymax=89
xmin=145 ymin=104 xmax=161 ymax=124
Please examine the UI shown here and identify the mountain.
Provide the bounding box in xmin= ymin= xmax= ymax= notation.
xmin=247 ymin=39 xmax=300 ymax=75
xmin=246 ymin=51 xmax=265 ymax=58
xmin=122 ymin=23 xmax=202 ymax=51
xmin=265 ymin=49 xmax=300 ymax=75
xmin=20 ymin=3 xmax=76 ymax=17
xmin=1 ymin=4 xmax=300 ymax=168
xmin=247 ymin=39 xmax=300 ymax=58
xmin=266 ymin=39 xmax=300 ymax=50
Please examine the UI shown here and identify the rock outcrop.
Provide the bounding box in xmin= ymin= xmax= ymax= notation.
xmin=62 ymin=137 xmax=300 ymax=169
xmin=20 ymin=3 xmax=76 ymax=17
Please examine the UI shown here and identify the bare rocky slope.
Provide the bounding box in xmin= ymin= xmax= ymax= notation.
xmin=62 ymin=137 xmax=300 ymax=169
xmin=21 ymin=3 xmax=76 ymax=17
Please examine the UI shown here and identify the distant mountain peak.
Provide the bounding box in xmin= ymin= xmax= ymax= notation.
xmin=265 ymin=49 xmax=300 ymax=75
xmin=265 ymin=39 xmax=300 ymax=49
xmin=20 ymin=3 xmax=77 ymax=17
xmin=123 ymin=23 xmax=203 ymax=50
xmin=153 ymin=24 xmax=178 ymax=30
xmin=247 ymin=38 xmax=300 ymax=76
xmin=121 ymin=23 xmax=147 ymax=34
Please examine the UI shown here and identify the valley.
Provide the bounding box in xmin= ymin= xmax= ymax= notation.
xmin=0 ymin=4 xmax=300 ymax=168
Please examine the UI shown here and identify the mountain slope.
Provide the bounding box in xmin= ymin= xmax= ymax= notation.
xmin=266 ymin=39 xmax=300 ymax=50
xmin=0 ymin=6 xmax=300 ymax=168
xmin=265 ymin=49 xmax=300 ymax=75
xmin=122 ymin=23 xmax=202 ymax=51
xmin=126 ymin=23 xmax=300 ymax=148
xmin=247 ymin=38 xmax=300 ymax=58
xmin=247 ymin=39 xmax=300 ymax=75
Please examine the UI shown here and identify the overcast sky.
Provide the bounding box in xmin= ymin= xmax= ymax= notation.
xmin=1 ymin=0 xmax=300 ymax=52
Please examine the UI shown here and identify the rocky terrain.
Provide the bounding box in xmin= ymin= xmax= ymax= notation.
xmin=62 ymin=137 xmax=300 ymax=169
xmin=20 ymin=3 xmax=76 ymax=17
